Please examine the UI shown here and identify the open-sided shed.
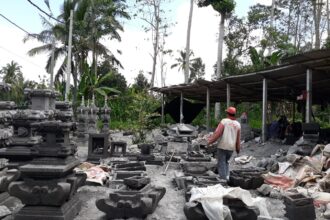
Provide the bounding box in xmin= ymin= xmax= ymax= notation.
xmin=151 ymin=49 xmax=330 ymax=142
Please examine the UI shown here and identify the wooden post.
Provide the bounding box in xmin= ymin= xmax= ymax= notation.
xmin=306 ymin=69 xmax=312 ymax=123
xmin=226 ymin=83 xmax=231 ymax=108
xmin=262 ymin=78 xmax=268 ymax=143
xmin=161 ymin=93 xmax=165 ymax=124
xmin=180 ymin=92 xmax=183 ymax=124
xmin=49 ymin=38 xmax=55 ymax=90
xmin=292 ymin=102 xmax=296 ymax=123
xmin=206 ymin=87 xmax=210 ymax=132
xmin=65 ymin=10 xmax=73 ymax=101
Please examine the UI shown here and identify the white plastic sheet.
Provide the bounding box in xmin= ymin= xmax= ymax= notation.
xmin=189 ymin=184 xmax=270 ymax=220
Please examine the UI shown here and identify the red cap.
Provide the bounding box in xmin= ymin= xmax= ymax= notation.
xmin=226 ymin=106 xmax=236 ymax=115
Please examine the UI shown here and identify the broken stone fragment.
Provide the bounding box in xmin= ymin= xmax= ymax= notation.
xmin=0 ymin=205 xmax=11 ymax=218
xmin=324 ymin=203 xmax=330 ymax=219
xmin=269 ymin=190 xmax=283 ymax=200
xmin=257 ymin=184 xmax=272 ymax=196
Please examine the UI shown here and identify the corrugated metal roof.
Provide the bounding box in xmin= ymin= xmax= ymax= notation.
xmin=151 ymin=49 xmax=330 ymax=104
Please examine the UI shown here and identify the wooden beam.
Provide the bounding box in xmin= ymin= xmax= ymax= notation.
xmin=206 ymin=87 xmax=210 ymax=132
xmin=262 ymin=78 xmax=268 ymax=143
xmin=161 ymin=93 xmax=165 ymax=124
xmin=180 ymin=92 xmax=183 ymax=124
xmin=306 ymin=69 xmax=312 ymax=123
xmin=226 ymin=83 xmax=231 ymax=108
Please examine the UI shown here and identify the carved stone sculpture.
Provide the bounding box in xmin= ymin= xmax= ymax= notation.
xmin=96 ymin=184 xmax=166 ymax=219
xmin=87 ymin=96 xmax=98 ymax=134
xmin=76 ymin=97 xmax=88 ymax=139
xmin=100 ymin=97 xmax=111 ymax=133
xmin=8 ymin=120 xmax=86 ymax=220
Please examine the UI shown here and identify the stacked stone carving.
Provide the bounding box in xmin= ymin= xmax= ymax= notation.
xmin=8 ymin=120 xmax=86 ymax=220
xmin=55 ymin=101 xmax=73 ymax=122
xmin=87 ymin=96 xmax=99 ymax=134
xmin=100 ymin=99 xmax=111 ymax=133
xmin=0 ymin=158 xmax=20 ymax=207
xmin=0 ymin=101 xmax=15 ymax=147
xmin=77 ymin=97 xmax=88 ymax=139
xmin=96 ymin=181 xmax=166 ymax=219
xmin=0 ymin=109 xmax=46 ymax=167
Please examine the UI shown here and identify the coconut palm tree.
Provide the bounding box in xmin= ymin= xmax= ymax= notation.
xmin=0 ymin=61 xmax=39 ymax=106
xmin=185 ymin=0 xmax=195 ymax=83
xmin=0 ymin=61 xmax=23 ymax=84
xmin=197 ymin=0 xmax=235 ymax=119
xmin=25 ymin=0 xmax=129 ymax=107
xmin=171 ymin=50 xmax=204 ymax=83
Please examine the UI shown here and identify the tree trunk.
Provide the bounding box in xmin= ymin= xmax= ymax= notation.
xmin=184 ymin=0 xmax=194 ymax=84
xmin=150 ymin=2 xmax=160 ymax=87
xmin=327 ymin=0 xmax=330 ymax=38
xmin=294 ymin=1 xmax=301 ymax=48
xmin=92 ymin=0 xmax=98 ymax=76
xmin=287 ymin=0 xmax=293 ymax=37
xmin=72 ymin=61 xmax=78 ymax=119
xmin=312 ymin=0 xmax=322 ymax=49
xmin=215 ymin=14 xmax=225 ymax=120
xmin=216 ymin=14 xmax=225 ymax=79
xmin=268 ymin=0 xmax=276 ymax=55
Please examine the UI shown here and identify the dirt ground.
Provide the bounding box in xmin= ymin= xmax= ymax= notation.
xmin=73 ymin=136 xmax=326 ymax=220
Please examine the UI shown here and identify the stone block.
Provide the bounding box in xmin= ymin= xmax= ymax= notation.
xmin=96 ymin=184 xmax=166 ymax=219
xmin=183 ymin=165 xmax=208 ymax=176
xmin=87 ymin=133 xmax=110 ymax=163
xmin=145 ymin=160 xmax=164 ymax=166
xmin=13 ymin=195 xmax=81 ymax=220
xmin=124 ymin=176 xmax=150 ymax=190
xmin=229 ymin=168 xmax=266 ymax=189
xmin=110 ymin=141 xmax=127 ymax=156
xmin=223 ymin=198 xmax=259 ymax=220
xmin=184 ymin=202 xmax=208 ymax=220
xmin=115 ymin=162 xmax=146 ymax=171
xmin=138 ymin=143 xmax=154 ymax=155
xmin=194 ymin=176 xmax=226 ymax=186
xmin=113 ymin=171 xmax=145 ymax=180
xmin=284 ymin=193 xmax=316 ymax=220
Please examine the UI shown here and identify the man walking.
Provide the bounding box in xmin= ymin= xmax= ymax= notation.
xmin=207 ymin=107 xmax=241 ymax=180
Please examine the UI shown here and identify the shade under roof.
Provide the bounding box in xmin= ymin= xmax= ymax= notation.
xmin=151 ymin=49 xmax=330 ymax=104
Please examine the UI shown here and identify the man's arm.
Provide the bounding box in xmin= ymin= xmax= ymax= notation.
xmin=235 ymin=128 xmax=241 ymax=154
xmin=207 ymin=123 xmax=224 ymax=145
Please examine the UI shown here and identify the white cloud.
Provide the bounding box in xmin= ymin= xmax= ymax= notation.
xmin=113 ymin=1 xmax=220 ymax=87
xmin=0 ymin=0 xmax=259 ymax=88
xmin=0 ymin=23 xmax=49 ymax=82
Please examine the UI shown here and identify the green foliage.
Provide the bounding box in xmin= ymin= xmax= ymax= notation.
xmin=132 ymin=72 xmax=150 ymax=92
xmin=0 ymin=61 xmax=47 ymax=106
xmin=171 ymin=50 xmax=205 ymax=83
xmin=98 ymin=60 xmax=127 ymax=92
xmin=211 ymin=0 xmax=236 ymax=15
xmin=197 ymin=0 xmax=236 ymax=15
xmin=109 ymin=88 xmax=160 ymax=143
xmin=78 ymin=62 xmax=120 ymax=102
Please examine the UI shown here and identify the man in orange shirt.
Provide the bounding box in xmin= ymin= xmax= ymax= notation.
xmin=207 ymin=107 xmax=241 ymax=180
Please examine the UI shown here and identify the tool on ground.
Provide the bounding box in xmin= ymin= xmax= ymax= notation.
xmin=162 ymin=150 xmax=175 ymax=176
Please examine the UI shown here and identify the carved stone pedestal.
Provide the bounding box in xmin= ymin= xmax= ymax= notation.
xmin=13 ymin=195 xmax=81 ymax=220
xmin=0 ymin=110 xmax=45 ymax=168
xmin=96 ymin=184 xmax=166 ymax=219
xmin=8 ymin=121 xmax=85 ymax=220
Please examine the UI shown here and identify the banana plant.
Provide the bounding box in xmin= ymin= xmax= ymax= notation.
xmin=78 ymin=63 xmax=120 ymax=102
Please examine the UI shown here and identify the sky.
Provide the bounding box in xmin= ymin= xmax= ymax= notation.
xmin=0 ymin=0 xmax=272 ymax=87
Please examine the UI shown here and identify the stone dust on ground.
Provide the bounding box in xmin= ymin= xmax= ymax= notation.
xmin=73 ymin=139 xmax=326 ymax=220
xmin=74 ymin=158 xmax=186 ymax=220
